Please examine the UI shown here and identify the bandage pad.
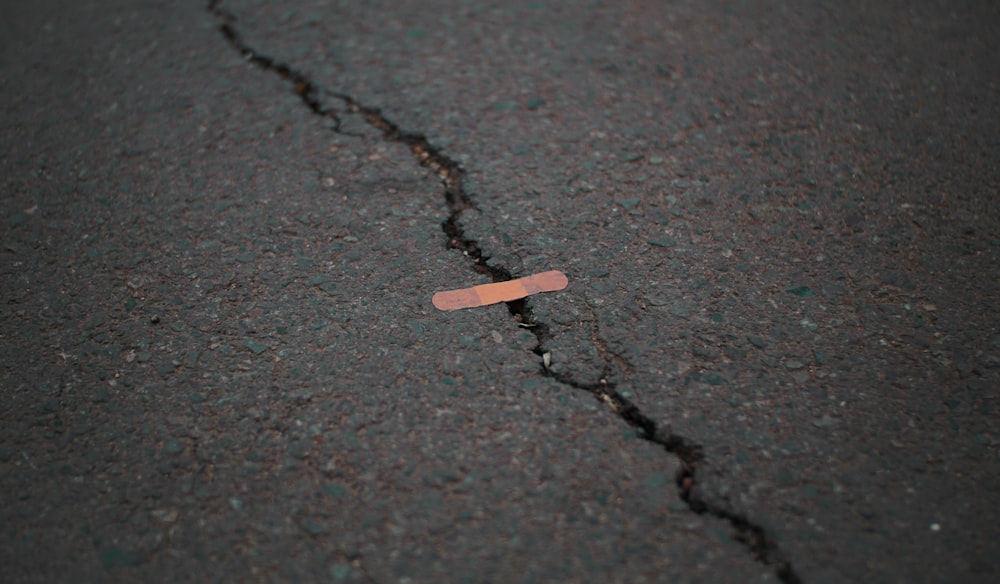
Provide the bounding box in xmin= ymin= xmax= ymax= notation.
xmin=432 ymin=270 xmax=569 ymax=311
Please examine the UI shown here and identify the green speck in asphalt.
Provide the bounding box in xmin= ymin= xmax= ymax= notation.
xmin=330 ymin=563 xmax=358 ymax=582
xmin=526 ymin=97 xmax=546 ymax=110
xmin=643 ymin=473 xmax=671 ymax=488
xmin=690 ymin=372 xmax=725 ymax=385
xmin=774 ymin=469 xmax=797 ymax=486
xmin=786 ymin=285 xmax=813 ymax=297
xmin=300 ymin=518 xmax=327 ymax=535
xmin=91 ymin=387 xmax=110 ymax=404
xmin=491 ymin=100 xmax=520 ymax=112
xmin=324 ymin=483 xmax=349 ymax=498
xmin=99 ymin=546 xmax=140 ymax=569
xmin=163 ymin=439 xmax=183 ymax=455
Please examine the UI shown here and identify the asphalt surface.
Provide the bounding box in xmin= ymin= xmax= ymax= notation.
xmin=2 ymin=0 xmax=998 ymax=582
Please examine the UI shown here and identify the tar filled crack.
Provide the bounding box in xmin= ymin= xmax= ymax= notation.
xmin=207 ymin=3 xmax=800 ymax=582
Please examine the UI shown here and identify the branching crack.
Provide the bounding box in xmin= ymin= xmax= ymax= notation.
xmin=207 ymin=2 xmax=800 ymax=581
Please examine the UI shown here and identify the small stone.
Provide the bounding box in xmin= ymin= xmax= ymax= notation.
xmin=649 ymin=238 xmax=677 ymax=248
xmin=300 ymin=517 xmax=327 ymax=535
xmin=163 ymin=439 xmax=183 ymax=455
xmin=774 ymin=468 xmax=797 ymax=486
xmin=70 ymin=421 xmax=95 ymax=437
xmin=786 ymin=286 xmax=813 ymax=298
xmin=747 ymin=335 xmax=768 ymax=349
xmin=813 ymin=415 xmax=835 ymax=428
xmin=184 ymin=350 xmax=201 ymax=368
xmin=151 ymin=508 xmax=179 ymax=523
xmin=724 ymin=346 xmax=746 ymax=359
xmin=330 ymin=563 xmax=359 ymax=583
xmin=305 ymin=274 xmax=331 ymax=286
xmin=155 ymin=361 xmax=175 ymax=378
xmin=99 ymin=546 xmax=140 ymax=569
xmin=644 ymin=294 xmax=670 ymax=307
xmin=497 ymin=99 xmax=528 ymax=112
xmin=288 ymin=441 xmax=311 ymax=460
xmin=324 ymin=483 xmax=349 ymax=498
xmin=668 ymin=305 xmax=691 ymax=319
xmin=643 ymin=473 xmax=672 ymax=488
xmin=244 ymin=340 xmax=267 ymax=355
xmin=692 ymin=346 xmax=721 ymax=360
xmin=690 ymin=372 xmax=725 ymax=385
xmin=785 ymin=360 xmax=806 ymax=370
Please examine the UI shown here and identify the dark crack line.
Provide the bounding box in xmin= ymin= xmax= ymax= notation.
xmin=207 ymin=3 xmax=800 ymax=582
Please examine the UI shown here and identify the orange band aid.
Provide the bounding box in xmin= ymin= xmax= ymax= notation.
xmin=432 ymin=270 xmax=569 ymax=311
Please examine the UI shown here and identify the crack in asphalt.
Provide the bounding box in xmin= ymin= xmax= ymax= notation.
xmin=207 ymin=2 xmax=800 ymax=581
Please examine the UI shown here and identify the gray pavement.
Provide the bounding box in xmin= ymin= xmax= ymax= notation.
xmin=2 ymin=0 xmax=998 ymax=582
